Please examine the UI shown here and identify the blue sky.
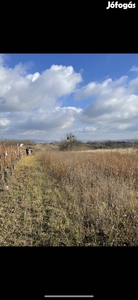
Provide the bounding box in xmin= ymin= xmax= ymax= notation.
xmin=1 ymin=53 xmax=138 ymax=141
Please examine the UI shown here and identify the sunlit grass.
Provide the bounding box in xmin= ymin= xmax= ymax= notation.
xmin=0 ymin=146 xmax=138 ymax=246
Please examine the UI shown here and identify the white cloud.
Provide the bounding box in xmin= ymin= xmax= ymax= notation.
xmin=128 ymin=77 xmax=138 ymax=93
xmin=0 ymin=54 xmax=10 ymax=66
xmin=0 ymin=118 xmax=10 ymax=126
xmin=130 ymin=65 xmax=138 ymax=72
xmin=0 ymin=62 xmax=82 ymax=113
xmin=0 ymin=59 xmax=83 ymax=140
xmin=26 ymin=72 xmax=40 ymax=82
xmin=78 ymin=126 xmax=97 ymax=132
xmin=74 ymin=74 xmax=138 ymax=140
xmin=1 ymin=58 xmax=138 ymax=141
xmin=118 ymin=124 xmax=130 ymax=130
xmin=75 ymin=76 xmax=128 ymax=101
xmin=16 ymin=106 xmax=82 ymax=131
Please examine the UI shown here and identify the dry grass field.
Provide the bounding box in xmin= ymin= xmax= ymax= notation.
xmin=0 ymin=144 xmax=138 ymax=246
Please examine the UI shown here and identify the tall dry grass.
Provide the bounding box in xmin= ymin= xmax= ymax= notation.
xmin=37 ymin=149 xmax=138 ymax=246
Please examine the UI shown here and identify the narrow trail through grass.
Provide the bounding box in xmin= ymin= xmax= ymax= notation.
xmin=0 ymin=154 xmax=63 ymax=246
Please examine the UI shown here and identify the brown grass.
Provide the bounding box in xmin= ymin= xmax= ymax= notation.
xmin=0 ymin=145 xmax=138 ymax=246
xmin=36 ymin=148 xmax=138 ymax=246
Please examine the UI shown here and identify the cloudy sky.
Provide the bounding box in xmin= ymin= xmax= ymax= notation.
xmin=0 ymin=53 xmax=138 ymax=142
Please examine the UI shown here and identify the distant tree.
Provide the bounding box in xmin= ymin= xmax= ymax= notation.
xmin=59 ymin=133 xmax=81 ymax=151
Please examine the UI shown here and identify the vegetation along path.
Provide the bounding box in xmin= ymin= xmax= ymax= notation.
xmin=0 ymin=153 xmax=64 ymax=246
xmin=1 ymin=145 xmax=138 ymax=246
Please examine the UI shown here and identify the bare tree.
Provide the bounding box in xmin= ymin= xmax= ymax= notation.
xmin=59 ymin=133 xmax=81 ymax=151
